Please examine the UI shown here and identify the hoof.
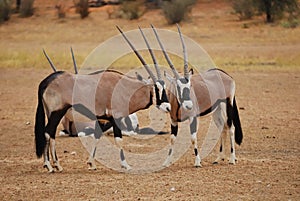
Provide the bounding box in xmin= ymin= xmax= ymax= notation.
xmin=87 ymin=162 xmax=97 ymax=170
xmin=213 ymin=161 xmax=219 ymax=165
xmin=194 ymin=164 xmax=202 ymax=168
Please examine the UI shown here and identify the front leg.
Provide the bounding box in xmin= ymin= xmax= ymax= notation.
xmin=86 ymin=121 xmax=103 ymax=170
xmin=163 ymin=119 xmax=178 ymax=167
xmin=190 ymin=117 xmax=201 ymax=168
xmin=113 ymin=118 xmax=131 ymax=170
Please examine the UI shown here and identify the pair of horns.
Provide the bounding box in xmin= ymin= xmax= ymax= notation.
xmin=117 ymin=24 xmax=189 ymax=81
xmin=43 ymin=47 xmax=78 ymax=74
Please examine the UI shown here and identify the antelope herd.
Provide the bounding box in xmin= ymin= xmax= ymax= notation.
xmin=34 ymin=25 xmax=243 ymax=172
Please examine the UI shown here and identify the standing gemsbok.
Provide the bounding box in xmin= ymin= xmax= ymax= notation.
xmin=44 ymin=48 xmax=140 ymax=137
xmin=35 ymin=48 xmax=171 ymax=172
xmin=118 ymin=25 xmax=243 ymax=168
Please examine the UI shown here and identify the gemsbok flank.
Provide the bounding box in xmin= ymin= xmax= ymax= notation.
xmin=35 ymin=48 xmax=171 ymax=172
xmin=45 ymin=48 xmax=140 ymax=137
xmin=117 ymin=24 xmax=243 ymax=168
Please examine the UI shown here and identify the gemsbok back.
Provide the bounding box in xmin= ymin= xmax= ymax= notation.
xmin=35 ymin=48 xmax=171 ymax=172
xmin=118 ymin=25 xmax=243 ymax=168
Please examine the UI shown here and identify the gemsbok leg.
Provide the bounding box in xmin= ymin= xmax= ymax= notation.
xmin=113 ymin=118 xmax=131 ymax=170
xmin=86 ymin=120 xmax=103 ymax=170
xmin=44 ymin=109 xmax=69 ymax=172
xmin=190 ymin=116 xmax=201 ymax=167
xmin=163 ymin=119 xmax=178 ymax=167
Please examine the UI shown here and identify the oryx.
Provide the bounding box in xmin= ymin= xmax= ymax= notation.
xmin=118 ymin=25 xmax=243 ymax=168
xmin=45 ymin=48 xmax=140 ymax=137
xmin=35 ymin=47 xmax=171 ymax=172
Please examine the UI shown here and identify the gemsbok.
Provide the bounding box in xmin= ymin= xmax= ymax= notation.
xmin=44 ymin=48 xmax=140 ymax=137
xmin=35 ymin=47 xmax=171 ymax=172
xmin=117 ymin=25 xmax=243 ymax=168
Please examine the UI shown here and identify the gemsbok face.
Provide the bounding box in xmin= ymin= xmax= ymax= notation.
xmin=117 ymin=25 xmax=171 ymax=113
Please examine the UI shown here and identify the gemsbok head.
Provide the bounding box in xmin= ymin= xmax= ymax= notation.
xmin=119 ymin=24 xmax=243 ymax=168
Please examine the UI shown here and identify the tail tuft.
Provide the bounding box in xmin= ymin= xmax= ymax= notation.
xmin=233 ymin=97 xmax=243 ymax=145
xmin=35 ymin=89 xmax=46 ymax=158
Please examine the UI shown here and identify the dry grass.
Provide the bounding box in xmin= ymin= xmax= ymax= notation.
xmin=0 ymin=0 xmax=299 ymax=72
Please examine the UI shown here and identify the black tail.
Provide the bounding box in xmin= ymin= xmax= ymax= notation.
xmin=35 ymin=87 xmax=46 ymax=158
xmin=232 ymin=97 xmax=243 ymax=145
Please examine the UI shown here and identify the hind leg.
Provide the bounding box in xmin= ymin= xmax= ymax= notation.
xmin=212 ymin=103 xmax=227 ymax=164
xmin=43 ymin=132 xmax=54 ymax=172
xmin=229 ymin=125 xmax=237 ymax=164
xmin=44 ymin=108 xmax=69 ymax=172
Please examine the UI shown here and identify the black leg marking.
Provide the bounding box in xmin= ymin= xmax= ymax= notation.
xmin=168 ymin=148 xmax=172 ymax=156
xmin=194 ymin=148 xmax=198 ymax=156
xmin=94 ymin=121 xmax=103 ymax=139
xmin=220 ymin=144 xmax=223 ymax=152
xmin=120 ymin=149 xmax=125 ymax=161
xmin=226 ymin=98 xmax=233 ymax=127
xmin=69 ymin=121 xmax=73 ymax=135
xmin=171 ymin=124 xmax=178 ymax=136
xmin=231 ymin=147 xmax=233 ymax=153
xmin=113 ymin=118 xmax=122 ymax=139
xmin=190 ymin=117 xmax=197 ymax=134
xmin=92 ymin=147 xmax=97 ymax=158
xmin=124 ymin=116 xmax=134 ymax=131
xmin=45 ymin=105 xmax=71 ymax=138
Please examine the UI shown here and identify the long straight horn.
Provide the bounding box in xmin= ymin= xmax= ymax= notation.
xmin=116 ymin=25 xmax=157 ymax=83
xmin=70 ymin=47 xmax=78 ymax=74
xmin=43 ymin=49 xmax=57 ymax=72
xmin=151 ymin=24 xmax=180 ymax=79
xmin=176 ymin=24 xmax=189 ymax=79
xmin=138 ymin=26 xmax=162 ymax=80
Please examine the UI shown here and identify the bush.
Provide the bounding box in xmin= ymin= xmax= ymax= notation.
xmin=19 ymin=0 xmax=34 ymax=17
xmin=161 ymin=0 xmax=196 ymax=24
xmin=232 ymin=0 xmax=256 ymax=20
xmin=119 ymin=0 xmax=145 ymax=20
xmin=74 ymin=0 xmax=90 ymax=19
xmin=0 ymin=0 xmax=11 ymax=23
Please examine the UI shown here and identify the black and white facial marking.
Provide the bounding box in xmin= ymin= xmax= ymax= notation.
xmin=176 ymin=77 xmax=193 ymax=110
xmin=154 ymin=80 xmax=171 ymax=112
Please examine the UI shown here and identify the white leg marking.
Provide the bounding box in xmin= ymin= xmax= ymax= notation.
xmin=115 ymin=137 xmax=132 ymax=170
xmin=163 ymin=134 xmax=176 ymax=167
xmin=43 ymin=133 xmax=54 ymax=172
xmin=229 ymin=126 xmax=236 ymax=164
xmin=50 ymin=138 xmax=63 ymax=172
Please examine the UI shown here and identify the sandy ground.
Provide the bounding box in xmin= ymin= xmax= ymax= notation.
xmin=0 ymin=68 xmax=299 ymax=200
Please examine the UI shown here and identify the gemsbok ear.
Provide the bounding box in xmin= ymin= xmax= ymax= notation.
xmin=164 ymin=70 xmax=174 ymax=83
xmin=135 ymin=72 xmax=151 ymax=84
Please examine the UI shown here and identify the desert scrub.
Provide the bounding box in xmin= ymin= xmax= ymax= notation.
xmin=19 ymin=0 xmax=34 ymax=17
xmin=161 ymin=0 xmax=196 ymax=24
xmin=0 ymin=0 xmax=11 ymax=23
xmin=119 ymin=0 xmax=145 ymax=20
xmin=74 ymin=0 xmax=90 ymax=19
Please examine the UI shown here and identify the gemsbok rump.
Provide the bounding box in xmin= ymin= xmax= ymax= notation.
xmin=118 ymin=25 xmax=243 ymax=168
xmin=35 ymin=48 xmax=171 ymax=172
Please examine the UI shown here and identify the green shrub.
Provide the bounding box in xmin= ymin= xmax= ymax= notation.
xmin=0 ymin=0 xmax=11 ymax=23
xmin=19 ymin=0 xmax=34 ymax=18
xmin=161 ymin=0 xmax=196 ymax=24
